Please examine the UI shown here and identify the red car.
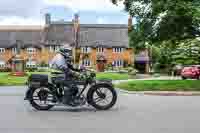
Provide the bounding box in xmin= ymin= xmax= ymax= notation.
xmin=181 ymin=66 xmax=200 ymax=80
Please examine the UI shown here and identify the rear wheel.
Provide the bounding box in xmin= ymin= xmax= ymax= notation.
xmin=29 ymin=87 xmax=55 ymax=111
xmin=87 ymin=84 xmax=117 ymax=110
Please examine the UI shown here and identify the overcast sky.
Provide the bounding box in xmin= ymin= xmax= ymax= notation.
xmin=0 ymin=0 xmax=131 ymax=25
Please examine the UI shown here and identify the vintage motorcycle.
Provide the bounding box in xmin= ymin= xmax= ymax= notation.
xmin=24 ymin=69 xmax=117 ymax=110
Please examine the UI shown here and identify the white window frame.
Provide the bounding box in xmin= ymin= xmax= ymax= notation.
xmin=81 ymin=47 xmax=91 ymax=53
xmin=82 ymin=59 xmax=91 ymax=66
xmin=0 ymin=48 xmax=5 ymax=53
xmin=49 ymin=45 xmax=60 ymax=52
xmin=0 ymin=61 xmax=5 ymax=68
xmin=97 ymin=47 xmax=104 ymax=53
xmin=26 ymin=61 xmax=37 ymax=68
xmin=113 ymin=47 xmax=124 ymax=53
xmin=112 ymin=60 xmax=124 ymax=67
xmin=12 ymin=47 xmax=17 ymax=54
xmin=27 ymin=47 xmax=36 ymax=54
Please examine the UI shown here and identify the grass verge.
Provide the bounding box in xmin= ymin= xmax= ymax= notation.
xmin=115 ymin=80 xmax=200 ymax=91
xmin=0 ymin=72 xmax=129 ymax=86
xmin=96 ymin=72 xmax=129 ymax=80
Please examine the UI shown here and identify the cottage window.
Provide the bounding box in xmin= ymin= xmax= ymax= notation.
xmin=0 ymin=61 xmax=5 ymax=68
xmin=27 ymin=47 xmax=36 ymax=54
xmin=0 ymin=48 xmax=5 ymax=53
xmin=113 ymin=60 xmax=124 ymax=67
xmin=97 ymin=47 xmax=104 ymax=53
xmin=26 ymin=61 xmax=37 ymax=68
xmin=49 ymin=45 xmax=60 ymax=52
xmin=113 ymin=47 xmax=124 ymax=53
xmin=12 ymin=47 xmax=17 ymax=54
xmin=82 ymin=59 xmax=91 ymax=66
xmin=81 ymin=47 xmax=91 ymax=53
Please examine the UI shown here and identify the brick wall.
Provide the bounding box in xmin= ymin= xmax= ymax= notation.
xmin=79 ymin=47 xmax=134 ymax=69
xmin=0 ymin=47 xmax=133 ymax=69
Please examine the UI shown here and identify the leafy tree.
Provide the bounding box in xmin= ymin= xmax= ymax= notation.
xmin=112 ymin=0 xmax=200 ymax=72
xmin=112 ymin=0 xmax=200 ymax=41
xmin=171 ymin=39 xmax=200 ymax=65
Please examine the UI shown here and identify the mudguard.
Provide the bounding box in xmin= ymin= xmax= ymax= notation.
xmin=96 ymin=79 xmax=113 ymax=87
xmin=24 ymin=87 xmax=34 ymax=100
xmin=87 ymin=81 xmax=114 ymax=105
xmin=24 ymin=83 xmax=55 ymax=100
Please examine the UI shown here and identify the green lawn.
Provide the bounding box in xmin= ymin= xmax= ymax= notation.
xmin=96 ymin=72 xmax=129 ymax=80
xmin=0 ymin=72 xmax=50 ymax=86
xmin=115 ymin=80 xmax=200 ymax=91
xmin=0 ymin=73 xmax=28 ymax=86
xmin=0 ymin=72 xmax=129 ymax=86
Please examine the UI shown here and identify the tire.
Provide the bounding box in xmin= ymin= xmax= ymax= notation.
xmin=87 ymin=84 xmax=117 ymax=110
xmin=29 ymin=87 xmax=55 ymax=111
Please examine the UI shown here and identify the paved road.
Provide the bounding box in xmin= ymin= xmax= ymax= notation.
xmin=0 ymin=87 xmax=200 ymax=133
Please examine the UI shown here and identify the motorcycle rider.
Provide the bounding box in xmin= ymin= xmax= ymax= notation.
xmin=50 ymin=47 xmax=83 ymax=104
xmin=50 ymin=47 xmax=82 ymax=78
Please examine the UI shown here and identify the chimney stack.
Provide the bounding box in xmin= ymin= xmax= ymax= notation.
xmin=128 ymin=15 xmax=132 ymax=32
xmin=45 ymin=13 xmax=51 ymax=25
xmin=73 ymin=13 xmax=80 ymax=35
xmin=74 ymin=13 xmax=79 ymax=23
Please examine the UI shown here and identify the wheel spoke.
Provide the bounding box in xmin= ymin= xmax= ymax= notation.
xmin=104 ymin=98 xmax=110 ymax=103
xmin=96 ymin=89 xmax=103 ymax=96
xmin=94 ymin=97 xmax=104 ymax=103
xmin=102 ymin=99 xmax=108 ymax=104
xmin=98 ymin=88 xmax=104 ymax=94
xmin=104 ymin=88 xmax=108 ymax=95
xmin=93 ymin=94 xmax=113 ymax=105
xmin=106 ymin=93 xmax=113 ymax=99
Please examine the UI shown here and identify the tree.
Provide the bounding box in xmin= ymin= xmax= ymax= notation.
xmin=112 ymin=0 xmax=200 ymax=72
xmin=171 ymin=39 xmax=200 ymax=65
xmin=112 ymin=0 xmax=200 ymax=42
xmin=129 ymin=17 xmax=154 ymax=52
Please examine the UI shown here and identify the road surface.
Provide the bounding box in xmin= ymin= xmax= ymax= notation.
xmin=0 ymin=86 xmax=200 ymax=133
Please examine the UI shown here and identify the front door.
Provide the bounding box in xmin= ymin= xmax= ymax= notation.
xmin=135 ymin=62 xmax=146 ymax=74
xmin=97 ymin=61 xmax=105 ymax=72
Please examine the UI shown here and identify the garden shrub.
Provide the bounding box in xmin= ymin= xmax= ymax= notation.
xmin=26 ymin=68 xmax=37 ymax=72
xmin=0 ymin=68 xmax=11 ymax=72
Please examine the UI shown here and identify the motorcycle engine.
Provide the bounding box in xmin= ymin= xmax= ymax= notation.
xmin=62 ymin=86 xmax=72 ymax=105
xmin=62 ymin=85 xmax=86 ymax=107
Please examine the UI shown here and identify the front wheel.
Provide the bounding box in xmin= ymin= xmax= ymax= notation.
xmin=87 ymin=84 xmax=117 ymax=110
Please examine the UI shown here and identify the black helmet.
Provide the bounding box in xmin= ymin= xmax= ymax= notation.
xmin=58 ymin=47 xmax=72 ymax=61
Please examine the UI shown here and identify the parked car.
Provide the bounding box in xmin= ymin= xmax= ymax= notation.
xmin=181 ymin=66 xmax=200 ymax=80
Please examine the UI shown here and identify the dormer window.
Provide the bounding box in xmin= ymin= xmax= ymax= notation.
xmin=12 ymin=47 xmax=17 ymax=54
xmin=113 ymin=47 xmax=124 ymax=53
xmin=0 ymin=48 xmax=5 ymax=53
xmin=49 ymin=45 xmax=60 ymax=52
xmin=97 ymin=47 xmax=104 ymax=53
xmin=81 ymin=47 xmax=91 ymax=53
